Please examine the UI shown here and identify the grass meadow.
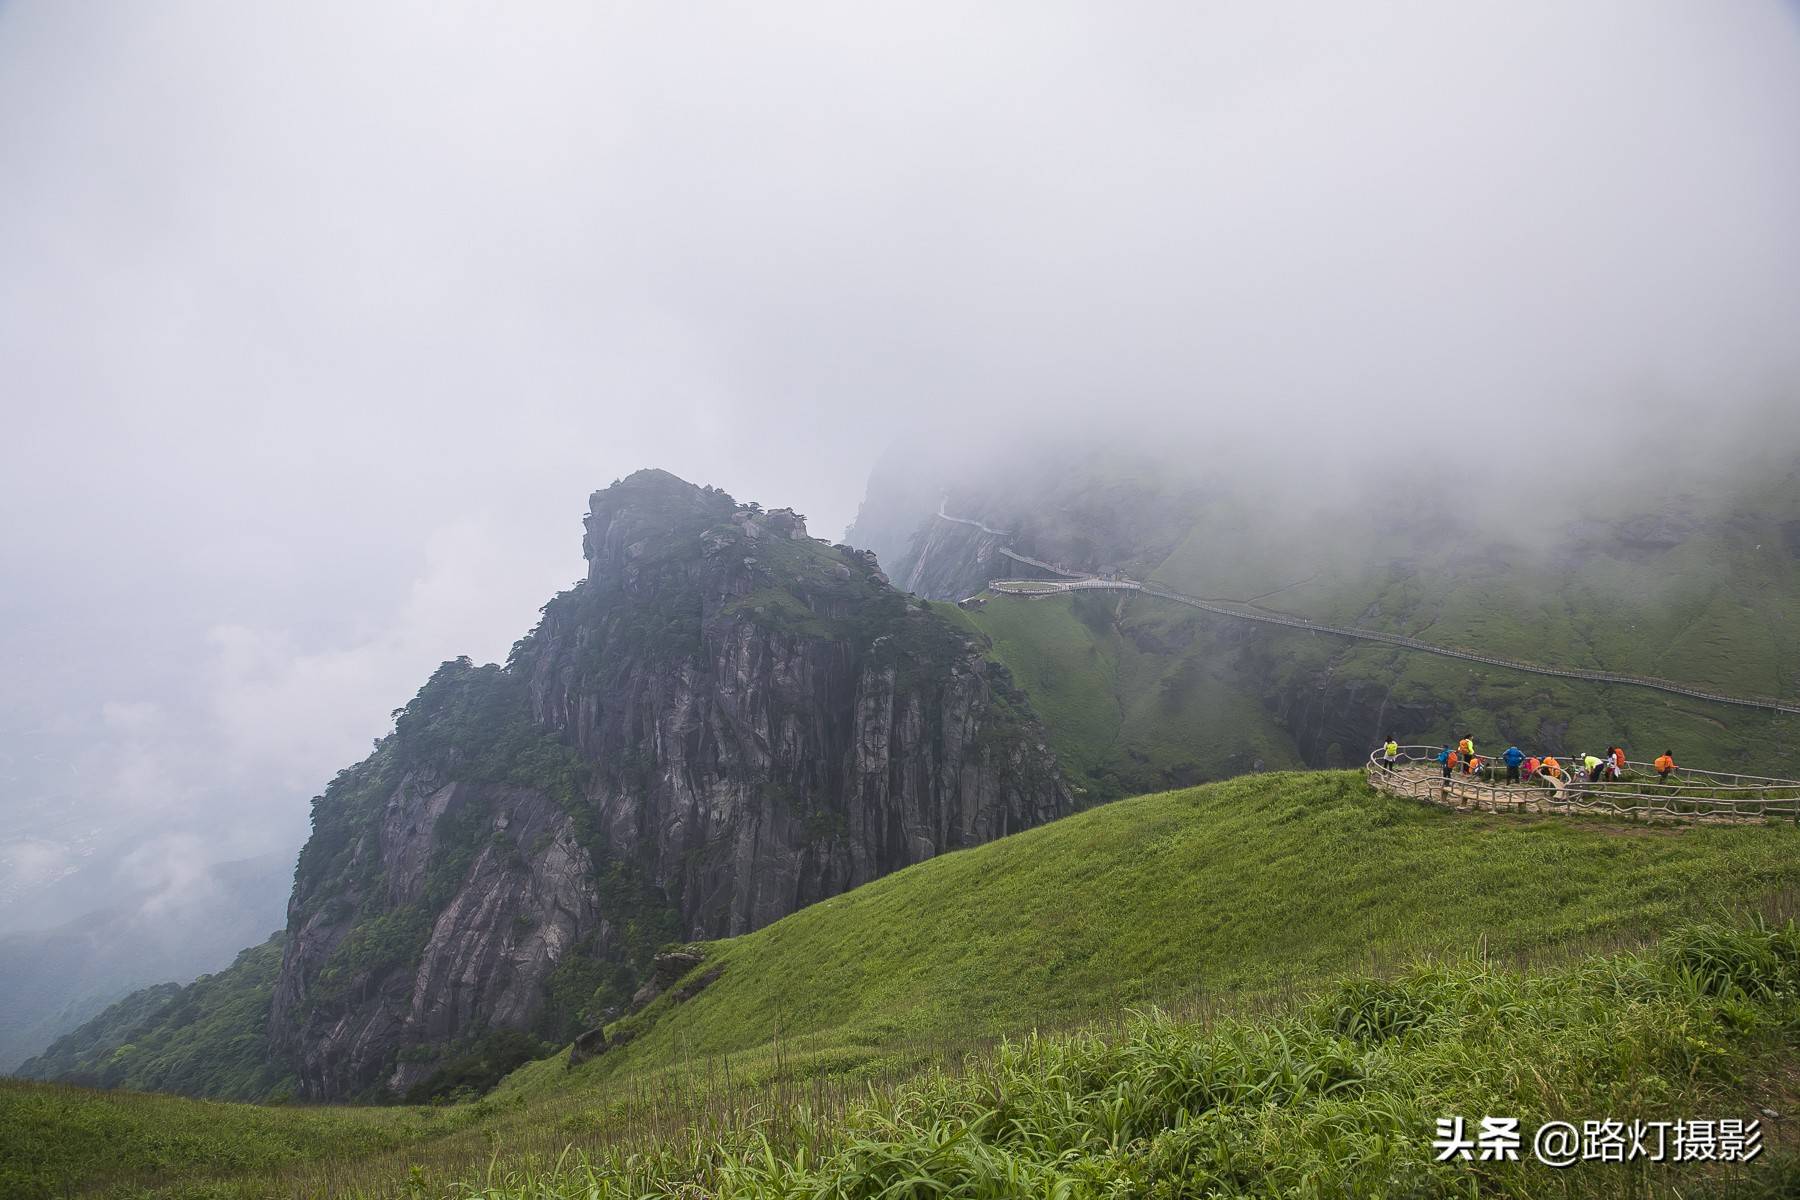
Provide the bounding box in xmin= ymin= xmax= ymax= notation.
xmin=9 ymin=771 xmax=1800 ymax=1197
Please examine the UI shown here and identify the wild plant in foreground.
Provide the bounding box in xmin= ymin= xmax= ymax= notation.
xmin=436 ymin=919 xmax=1800 ymax=1199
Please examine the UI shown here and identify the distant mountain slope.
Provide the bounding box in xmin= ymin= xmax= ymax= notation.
xmin=856 ymin=449 xmax=1800 ymax=798
xmin=15 ymin=936 xmax=288 ymax=1099
xmin=839 ymin=444 xmax=945 ymax=573
xmin=0 ymin=852 xmax=290 ymax=1072
xmin=874 ymin=447 xmax=1207 ymax=602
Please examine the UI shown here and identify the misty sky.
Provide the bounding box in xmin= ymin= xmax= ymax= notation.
xmin=3 ymin=2 xmax=1798 ymax=932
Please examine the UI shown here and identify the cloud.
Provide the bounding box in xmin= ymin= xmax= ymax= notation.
xmin=1 ymin=0 xmax=1797 ymax=931
xmin=0 ymin=840 xmax=78 ymax=911
xmin=116 ymin=832 xmax=214 ymax=919
xmin=1 ymin=516 xmax=572 ymax=929
xmin=204 ymin=517 xmax=573 ymax=798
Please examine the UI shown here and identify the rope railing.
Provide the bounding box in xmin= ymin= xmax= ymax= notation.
xmin=1362 ymin=746 xmax=1800 ymax=826
xmin=987 ymin=576 xmax=1800 ymax=718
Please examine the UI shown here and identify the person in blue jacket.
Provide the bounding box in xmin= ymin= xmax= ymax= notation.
xmin=1502 ymin=744 xmax=1525 ymax=784
xmin=1435 ymin=744 xmax=1453 ymax=780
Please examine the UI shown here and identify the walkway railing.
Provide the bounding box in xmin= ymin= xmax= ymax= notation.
xmin=1363 ymin=746 xmax=1800 ymax=825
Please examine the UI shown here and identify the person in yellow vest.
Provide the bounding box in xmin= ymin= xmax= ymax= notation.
xmin=1583 ymin=752 xmax=1605 ymax=782
xmin=1381 ymin=736 xmax=1400 ymax=773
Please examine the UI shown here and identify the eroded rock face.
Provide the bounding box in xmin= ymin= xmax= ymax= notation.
xmin=522 ymin=471 xmax=1072 ymax=940
xmin=271 ymin=781 xmax=604 ymax=1099
xmin=268 ymin=470 xmax=1073 ymax=1099
xmin=895 ymin=516 xmax=1008 ymax=600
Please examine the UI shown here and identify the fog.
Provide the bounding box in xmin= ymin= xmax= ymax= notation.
xmin=2 ymin=0 xmax=1797 ymax=954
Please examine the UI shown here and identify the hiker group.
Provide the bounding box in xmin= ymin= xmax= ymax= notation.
xmin=1377 ymin=735 xmax=1680 ymax=787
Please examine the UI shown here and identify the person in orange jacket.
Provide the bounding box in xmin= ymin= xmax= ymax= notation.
xmin=1654 ymin=750 xmax=1677 ymax=781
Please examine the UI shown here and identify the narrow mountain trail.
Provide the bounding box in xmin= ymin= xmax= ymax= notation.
xmin=933 ymin=502 xmax=1012 ymax=538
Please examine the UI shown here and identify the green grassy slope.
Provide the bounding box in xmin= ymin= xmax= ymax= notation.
xmin=1148 ymin=486 xmax=1800 ymax=699
xmin=1155 ymin=480 xmax=1800 ymax=746
xmin=530 ymin=771 xmax=1800 ymax=1092
xmin=407 ymin=919 xmax=1800 ymax=1198
xmin=965 ymin=593 xmax=1305 ymax=797
xmin=11 ymin=770 xmax=1800 ymax=1197
xmin=0 ymin=1076 xmax=456 ymax=1200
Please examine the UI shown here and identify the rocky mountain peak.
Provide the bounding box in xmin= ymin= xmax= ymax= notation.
xmin=251 ymin=472 xmax=1076 ymax=1099
xmin=582 ymin=470 xmax=737 ymax=585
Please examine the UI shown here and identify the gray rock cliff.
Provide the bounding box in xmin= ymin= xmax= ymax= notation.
xmin=266 ymin=469 xmax=1073 ymax=1099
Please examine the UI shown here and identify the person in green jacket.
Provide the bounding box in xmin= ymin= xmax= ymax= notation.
xmin=1381 ymin=736 xmax=1400 ymax=772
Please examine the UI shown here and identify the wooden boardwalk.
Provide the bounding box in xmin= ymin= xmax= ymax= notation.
xmin=1365 ymin=748 xmax=1800 ymax=825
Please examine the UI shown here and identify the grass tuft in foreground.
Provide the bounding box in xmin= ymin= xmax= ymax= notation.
xmin=438 ymin=917 xmax=1800 ymax=1199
